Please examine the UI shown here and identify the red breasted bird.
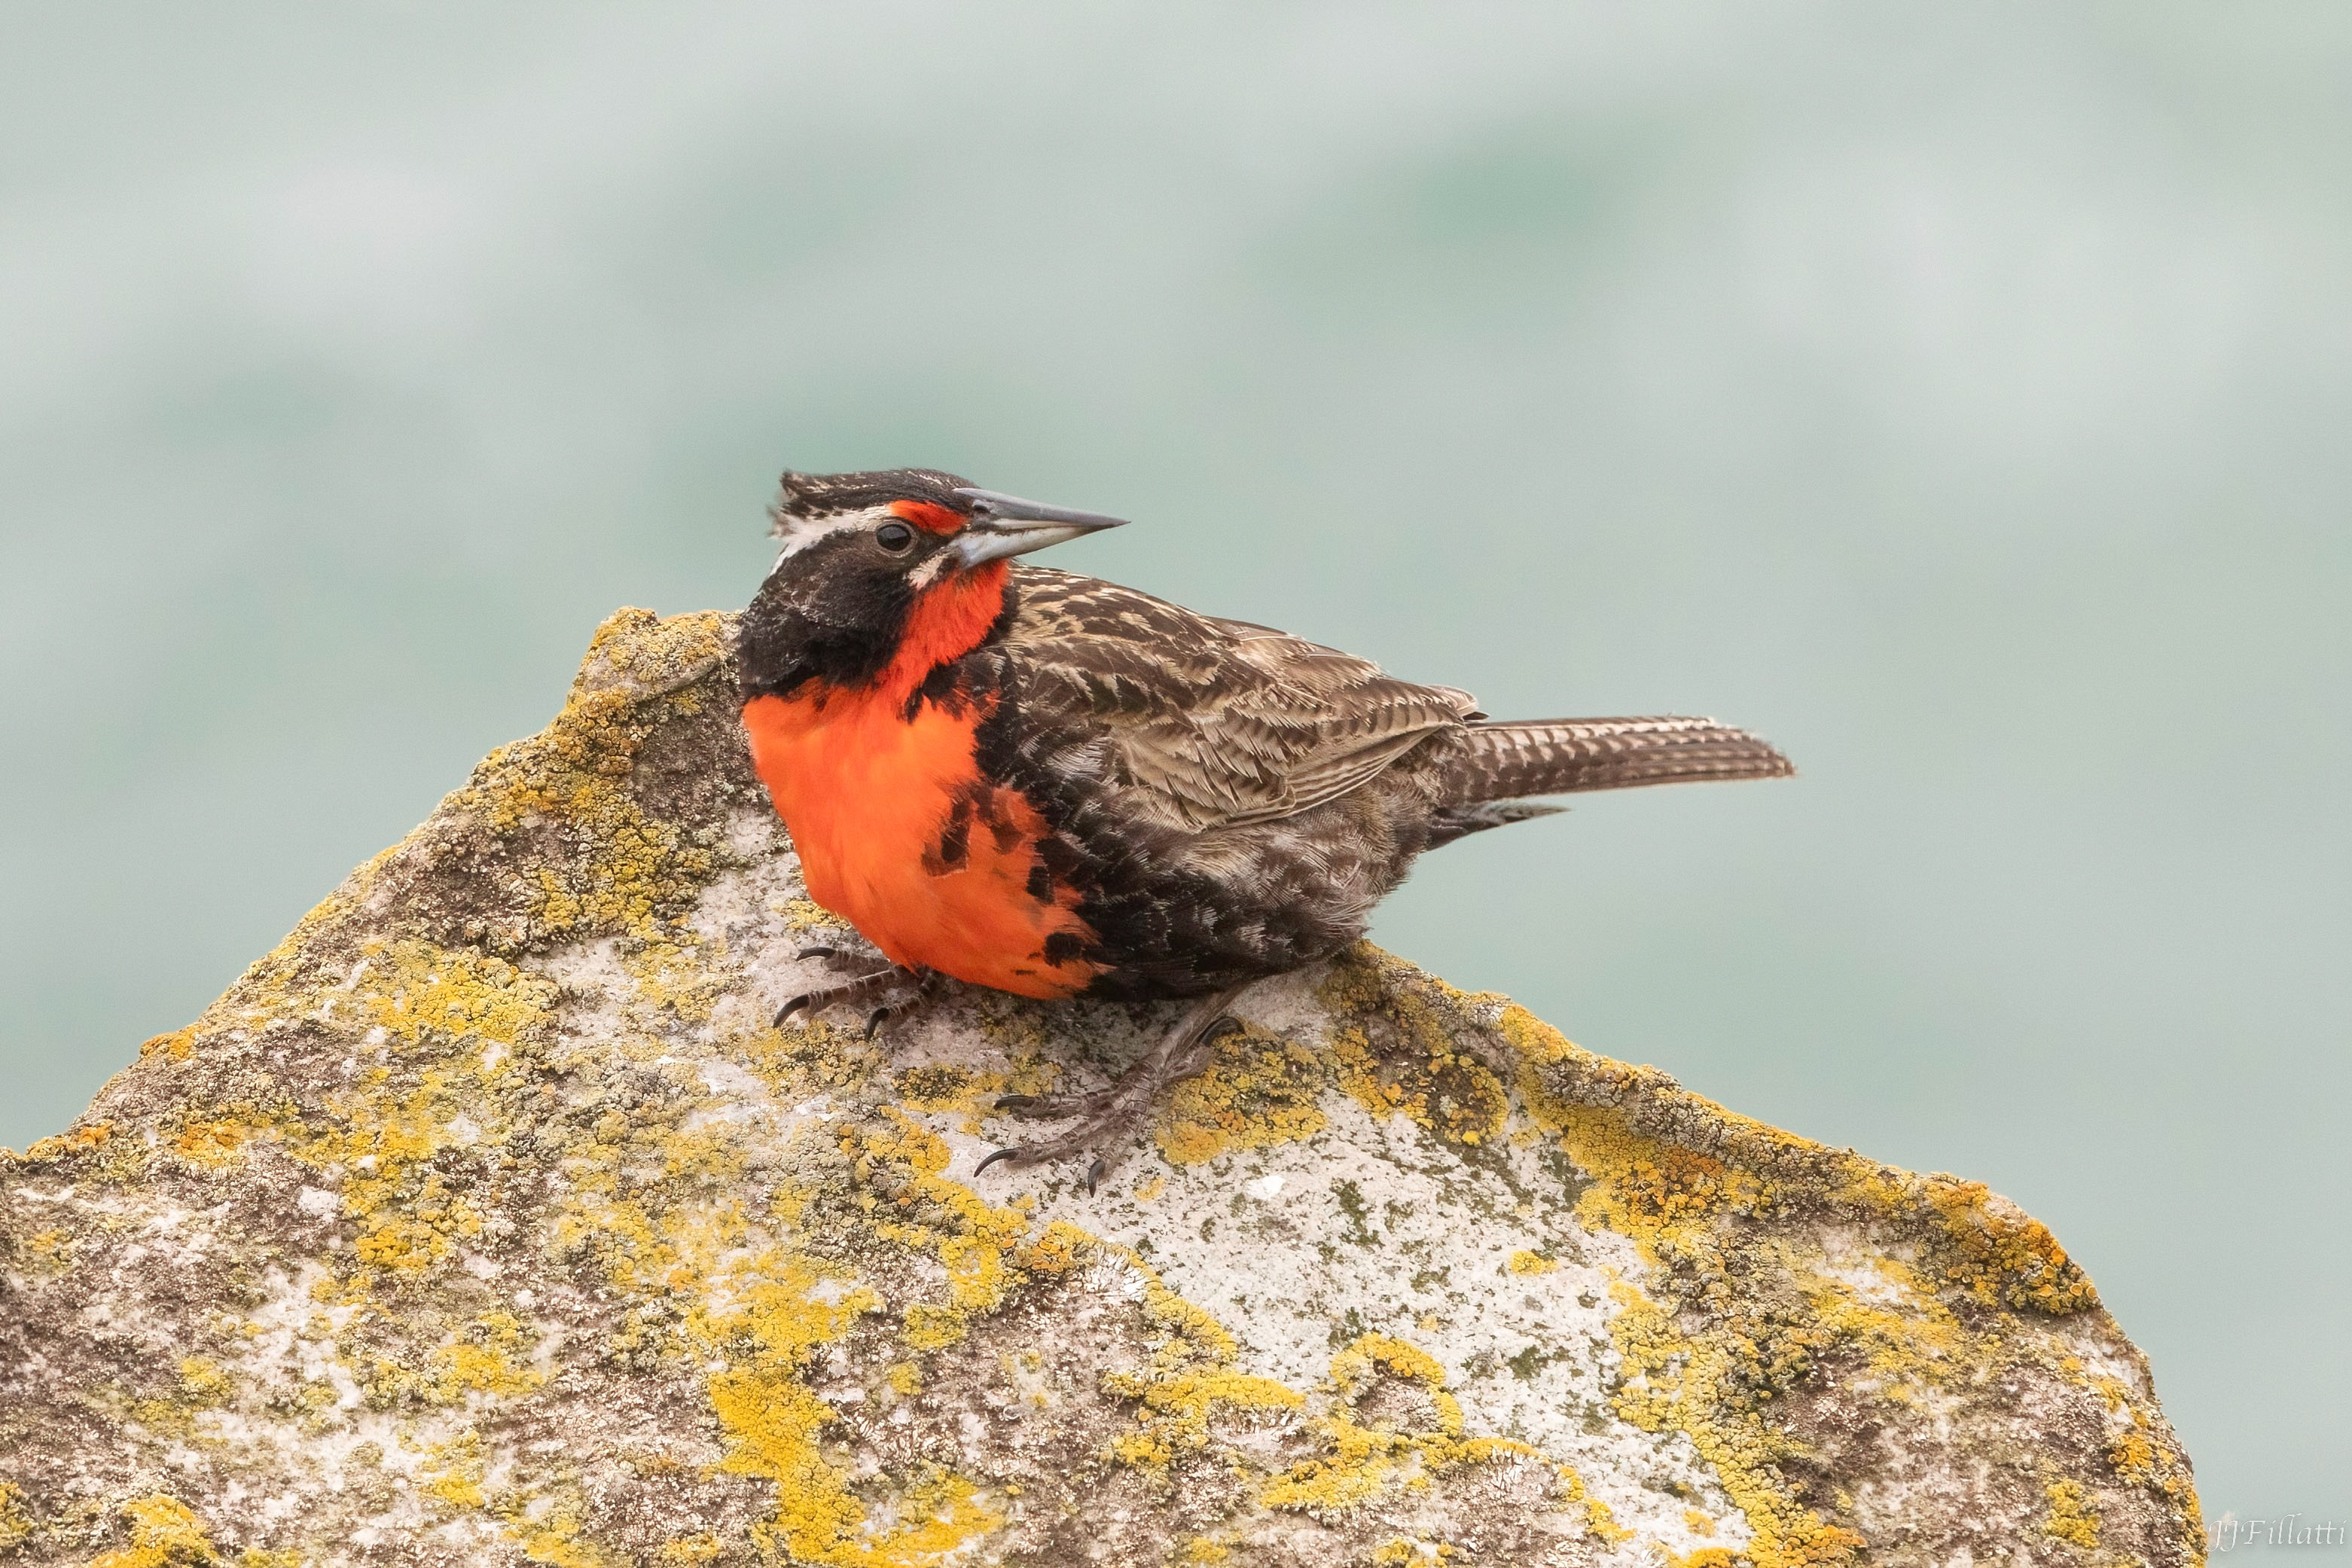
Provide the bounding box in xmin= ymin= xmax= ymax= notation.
xmin=737 ymin=468 xmax=1792 ymax=1188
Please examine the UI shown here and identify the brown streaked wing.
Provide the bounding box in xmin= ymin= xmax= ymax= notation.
xmin=1001 ymin=568 xmax=1475 ymax=832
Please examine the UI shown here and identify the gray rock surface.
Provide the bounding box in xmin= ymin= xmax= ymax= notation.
xmin=0 ymin=609 xmax=2204 ymax=1566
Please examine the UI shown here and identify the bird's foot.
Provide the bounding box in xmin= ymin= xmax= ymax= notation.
xmin=976 ymin=987 xmax=1250 ymax=1194
xmin=774 ymin=966 xmax=940 ymax=1039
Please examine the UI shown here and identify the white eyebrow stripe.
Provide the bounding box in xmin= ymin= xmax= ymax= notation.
xmin=773 ymin=503 xmax=898 ymax=557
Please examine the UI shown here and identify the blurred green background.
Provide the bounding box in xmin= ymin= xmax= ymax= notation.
xmin=3 ymin=2 xmax=2343 ymax=1527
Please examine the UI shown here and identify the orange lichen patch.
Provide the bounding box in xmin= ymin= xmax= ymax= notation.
xmin=139 ymin=1029 xmax=196 ymax=1061
xmin=90 ymin=1494 xmax=218 ymax=1568
xmin=1913 ymin=1177 xmax=2094 ymax=1314
xmin=1668 ymin=1551 xmax=1738 ymax=1568
xmin=1014 ymin=1220 xmax=1091 ymax=1276
xmin=1156 ymin=1023 xmax=1329 ymax=1164
xmin=2042 ymin=1478 xmax=2100 ymax=1548
xmin=17 ymin=1119 xmax=114 ymax=1166
xmin=169 ymin=1117 xmax=256 ymax=1168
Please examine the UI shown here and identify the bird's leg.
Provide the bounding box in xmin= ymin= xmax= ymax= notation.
xmin=978 ymin=984 xmax=1252 ymax=1193
xmin=775 ymin=966 xmax=941 ymax=1039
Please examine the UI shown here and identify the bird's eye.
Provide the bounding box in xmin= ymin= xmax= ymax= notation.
xmin=875 ymin=521 xmax=915 ymax=553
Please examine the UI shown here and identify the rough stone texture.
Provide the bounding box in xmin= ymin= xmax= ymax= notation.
xmin=0 ymin=609 xmax=2204 ymax=1568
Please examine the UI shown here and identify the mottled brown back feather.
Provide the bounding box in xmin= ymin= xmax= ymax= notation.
xmin=999 ymin=567 xmax=1477 ymax=832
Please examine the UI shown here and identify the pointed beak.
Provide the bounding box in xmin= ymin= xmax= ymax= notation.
xmin=950 ymin=487 xmax=1129 ymax=568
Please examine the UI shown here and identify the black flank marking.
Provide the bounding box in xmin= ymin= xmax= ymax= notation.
xmin=925 ymin=796 xmax=972 ymax=876
xmin=1042 ymin=931 xmax=1087 ymax=966
xmin=1026 ymin=864 xmax=1054 ymax=903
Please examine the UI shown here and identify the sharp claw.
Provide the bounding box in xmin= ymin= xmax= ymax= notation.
xmin=993 ymin=1094 xmax=1039 ymax=1112
xmin=1205 ymin=1015 xmax=1245 ymax=1043
xmin=863 ymin=1007 xmax=891 ymax=1040
xmin=975 ymin=1148 xmax=1021 ymax=1176
xmin=1083 ymin=1158 xmax=1107 ymax=1196
xmin=796 ymin=944 xmax=837 ymax=961
xmin=776 ymin=996 xmax=813 ymax=1027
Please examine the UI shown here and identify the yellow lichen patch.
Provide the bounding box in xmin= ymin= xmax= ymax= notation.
xmin=539 ymin=1089 xmax=1021 ymax=1566
xmin=657 ymin=1534 xmax=725 ymax=1563
xmin=1505 ymin=1249 xmax=1557 ymax=1276
xmin=0 ymin=1482 xmax=30 ymax=1551
xmin=457 ymin=609 xmax=730 ymax=949
xmin=1329 ymin=1333 xmax=1459 ymax=1431
xmin=422 ymin=1432 xmax=490 ymax=1510
xmin=1261 ymin=1333 xmax=1536 ymax=1521
xmin=715 ymin=1364 xmax=1003 ymax=1566
xmin=1795 ymin=1255 xmax=1972 ymax=1399
xmin=296 ymin=1067 xmax=496 ymax=1285
xmin=1155 ymin=1023 xmax=1329 ymax=1164
xmin=178 ymin=1357 xmax=234 ymax=1405
xmin=1014 ymin=1220 xmax=1091 ymax=1276
xmin=1319 ymin=956 xmax=1509 ymax=1148
xmin=15 ymin=1225 xmax=75 ymax=1274
xmin=2107 ymin=1430 xmax=2157 ymax=1484
xmin=1605 ymin=1280 xmax=1865 ymax=1568
xmin=91 ymin=1494 xmax=218 ymax=1568
xmin=1556 ymin=1468 xmax=1632 ymax=1545
xmin=843 ymin=1112 xmax=1030 ymax=1325
xmin=517 ymin=1514 xmax=614 ymax=1568
xmin=1102 ymin=1368 xmax=1304 ymax=1465
xmin=426 ymin=1311 xmax=549 ymax=1402
xmin=624 ymin=938 xmax=729 ymax=1026
xmin=355 ymin=938 xmax=557 ymax=1056
xmin=893 ymin=1063 xmax=977 ymax=1112
xmin=2042 ymin=1478 xmax=2100 ymax=1548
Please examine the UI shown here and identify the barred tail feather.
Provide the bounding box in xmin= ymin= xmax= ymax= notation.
xmin=1441 ymin=715 xmax=1793 ymax=805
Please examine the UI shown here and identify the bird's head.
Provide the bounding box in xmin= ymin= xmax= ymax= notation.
xmin=740 ymin=468 xmax=1127 ymax=700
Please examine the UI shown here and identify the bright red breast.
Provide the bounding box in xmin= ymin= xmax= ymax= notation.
xmin=739 ymin=560 xmax=1104 ymax=1000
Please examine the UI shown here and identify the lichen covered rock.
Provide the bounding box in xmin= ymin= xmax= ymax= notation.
xmin=0 ymin=609 xmax=2202 ymax=1566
